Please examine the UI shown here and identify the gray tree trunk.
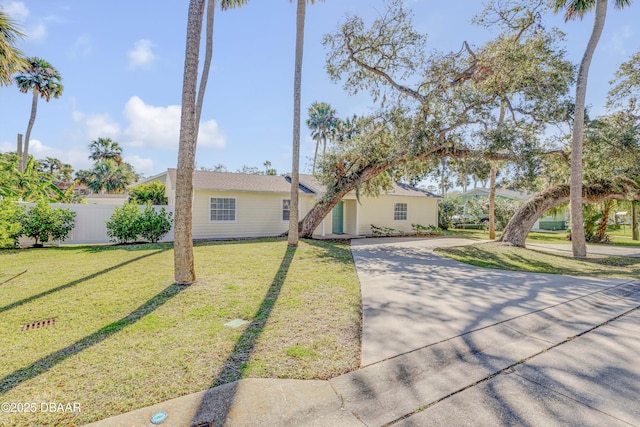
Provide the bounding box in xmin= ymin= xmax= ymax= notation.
xmin=22 ymin=90 xmax=39 ymax=173
xmin=633 ymin=201 xmax=639 ymax=241
xmin=17 ymin=133 xmax=23 ymax=162
xmin=499 ymin=179 xmax=634 ymax=248
xmin=174 ymin=0 xmax=206 ymax=285
xmin=569 ymin=0 xmax=608 ymax=258
xmin=489 ymin=163 xmax=497 ymax=240
xmin=288 ymin=0 xmax=306 ymax=247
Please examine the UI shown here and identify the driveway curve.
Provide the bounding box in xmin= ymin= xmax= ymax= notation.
xmin=351 ymin=237 xmax=629 ymax=366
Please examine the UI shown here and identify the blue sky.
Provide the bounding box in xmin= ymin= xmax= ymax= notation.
xmin=0 ymin=0 xmax=637 ymax=178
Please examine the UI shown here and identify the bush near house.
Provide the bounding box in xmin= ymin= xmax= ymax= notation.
xmin=371 ymin=224 xmax=398 ymax=236
xmin=412 ymin=223 xmax=441 ymax=236
xmin=18 ymin=199 xmax=76 ymax=247
xmin=0 ymin=199 xmax=24 ymax=248
xmin=106 ymin=201 xmax=173 ymax=244
xmin=127 ymin=180 xmax=168 ymax=205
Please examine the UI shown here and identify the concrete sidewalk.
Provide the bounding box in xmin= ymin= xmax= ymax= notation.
xmin=88 ymin=237 xmax=640 ymax=427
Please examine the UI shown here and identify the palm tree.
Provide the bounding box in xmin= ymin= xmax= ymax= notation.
xmin=174 ymin=0 xmax=249 ymax=285
xmin=87 ymin=159 xmax=132 ymax=194
xmin=288 ymin=0 xmax=324 ymax=247
xmin=88 ymin=137 xmax=123 ymax=164
xmin=306 ymin=101 xmax=337 ymax=174
xmin=15 ymin=57 xmax=64 ymax=173
xmin=554 ymin=0 xmax=632 ymax=257
xmin=0 ymin=10 xmax=26 ymax=86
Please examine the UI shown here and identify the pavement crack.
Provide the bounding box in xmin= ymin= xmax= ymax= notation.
xmin=381 ymin=304 xmax=640 ymax=427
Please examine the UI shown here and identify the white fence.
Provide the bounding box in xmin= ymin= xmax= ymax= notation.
xmin=18 ymin=203 xmax=175 ymax=246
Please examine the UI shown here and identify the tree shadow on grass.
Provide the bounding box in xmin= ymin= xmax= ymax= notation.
xmin=0 ymin=248 xmax=170 ymax=314
xmin=190 ymin=245 xmax=296 ymax=427
xmin=0 ymin=282 xmax=187 ymax=394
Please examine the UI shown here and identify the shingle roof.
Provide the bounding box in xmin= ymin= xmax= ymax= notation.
xmin=298 ymin=174 xmax=439 ymax=198
xmin=167 ymin=169 xmax=314 ymax=194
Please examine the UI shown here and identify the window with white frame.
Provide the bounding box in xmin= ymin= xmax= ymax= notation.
xmin=210 ymin=198 xmax=236 ymax=221
xmin=394 ymin=203 xmax=408 ymax=221
xmin=282 ymin=199 xmax=291 ymax=221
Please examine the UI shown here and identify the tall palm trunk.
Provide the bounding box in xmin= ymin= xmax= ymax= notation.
xmin=21 ymin=90 xmax=39 ymax=173
xmin=288 ymin=0 xmax=306 ymax=246
xmin=174 ymin=0 xmax=206 ymax=285
xmin=632 ymin=201 xmax=639 ymax=241
xmin=488 ymin=163 xmax=497 ymax=240
xmin=312 ymin=139 xmax=319 ymax=174
xmin=196 ymin=0 xmax=215 ymax=125
xmin=570 ymin=0 xmax=608 ymax=258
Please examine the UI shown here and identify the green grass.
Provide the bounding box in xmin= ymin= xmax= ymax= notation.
xmin=0 ymin=238 xmax=361 ymax=426
xmin=436 ymin=242 xmax=640 ymax=279
xmin=443 ymin=227 xmax=640 ymax=246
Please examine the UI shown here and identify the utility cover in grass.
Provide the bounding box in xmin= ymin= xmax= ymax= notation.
xmin=224 ymin=319 xmax=249 ymax=328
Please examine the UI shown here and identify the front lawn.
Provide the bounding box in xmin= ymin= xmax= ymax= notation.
xmin=436 ymin=242 xmax=640 ymax=279
xmin=0 ymin=238 xmax=361 ymax=426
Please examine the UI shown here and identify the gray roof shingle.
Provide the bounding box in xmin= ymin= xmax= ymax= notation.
xmin=167 ymin=169 xmax=314 ymax=194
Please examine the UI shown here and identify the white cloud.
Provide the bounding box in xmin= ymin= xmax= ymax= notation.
xmin=70 ymin=34 xmax=92 ymax=58
xmin=124 ymin=155 xmax=154 ymax=175
xmin=72 ymin=111 xmax=121 ymax=141
xmin=123 ymin=96 xmax=225 ymax=150
xmin=3 ymin=2 xmax=29 ymax=21
xmin=127 ymin=39 xmax=157 ymax=70
xmin=2 ymin=2 xmax=47 ymax=43
xmin=606 ymin=25 xmax=633 ymax=55
xmin=26 ymin=23 xmax=47 ymax=42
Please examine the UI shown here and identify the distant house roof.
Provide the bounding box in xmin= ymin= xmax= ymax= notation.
xmin=167 ymin=169 xmax=315 ymax=194
xmin=85 ymin=193 xmax=128 ymax=199
xmin=459 ymin=187 xmax=534 ymax=201
xmin=298 ymin=174 xmax=440 ymax=198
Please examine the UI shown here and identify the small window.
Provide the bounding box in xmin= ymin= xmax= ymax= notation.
xmin=282 ymin=199 xmax=291 ymax=221
xmin=394 ymin=203 xmax=407 ymax=221
xmin=211 ymin=198 xmax=236 ymax=221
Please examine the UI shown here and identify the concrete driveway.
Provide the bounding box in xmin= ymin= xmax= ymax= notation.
xmin=336 ymin=236 xmax=640 ymax=426
xmin=350 ymin=237 xmax=631 ymax=365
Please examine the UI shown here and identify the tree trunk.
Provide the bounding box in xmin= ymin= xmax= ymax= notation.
xmin=195 ymin=0 xmax=215 ymax=127
xmin=569 ymin=0 xmax=608 ymax=258
xmin=312 ymin=139 xmax=319 ymax=174
xmin=499 ymin=178 xmax=637 ymax=248
xmin=17 ymin=133 xmax=23 ymax=161
xmin=288 ymin=0 xmax=306 ymax=247
xmin=489 ymin=163 xmax=497 ymax=240
xmin=595 ymin=199 xmax=613 ymax=241
xmin=174 ymin=0 xmax=206 ymax=285
xmin=22 ymin=90 xmax=39 ymax=173
xmin=633 ymin=201 xmax=639 ymax=241
xmin=299 ymin=163 xmax=390 ymax=237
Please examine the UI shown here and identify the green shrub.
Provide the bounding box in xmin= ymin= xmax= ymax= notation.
xmin=0 ymin=199 xmax=24 ymax=248
xmin=20 ymin=199 xmax=76 ymax=247
xmin=438 ymin=200 xmax=457 ymax=230
xmin=106 ymin=201 xmax=142 ymax=244
xmin=128 ymin=180 xmax=168 ymax=205
xmin=370 ymin=224 xmax=397 ymax=237
xmin=138 ymin=204 xmax=173 ymax=243
xmin=106 ymin=202 xmax=173 ymax=244
xmin=412 ymin=223 xmax=441 ymax=236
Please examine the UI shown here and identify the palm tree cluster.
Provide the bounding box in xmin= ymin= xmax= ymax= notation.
xmin=75 ymin=138 xmax=138 ymax=194
xmin=306 ymin=101 xmax=361 ymax=174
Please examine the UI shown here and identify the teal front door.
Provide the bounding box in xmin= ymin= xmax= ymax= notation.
xmin=332 ymin=201 xmax=344 ymax=234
